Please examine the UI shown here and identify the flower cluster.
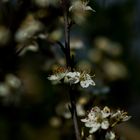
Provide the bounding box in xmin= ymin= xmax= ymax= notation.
xmin=81 ymin=106 xmax=131 ymax=139
xmin=48 ymin=71 xmax=95 ymax=88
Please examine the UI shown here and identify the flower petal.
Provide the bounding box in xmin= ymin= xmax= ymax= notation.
xmin=48 ymin=75 xmax=58 ymax=81
xmin=101 ymin=106 xmax=111 ymax=118
xmin=101 ymin=120 xmax=109 ymax=129
xmin=80 ymin=80 xmax=90 ymax=88
xmin=89 ymin=123 xmax=100 ymax=133
xmin=105 ymin=131 xmax=115 ymax=140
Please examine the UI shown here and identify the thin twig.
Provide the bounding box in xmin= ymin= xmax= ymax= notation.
xmin=62 ymin=0 xmax=81 ymax=139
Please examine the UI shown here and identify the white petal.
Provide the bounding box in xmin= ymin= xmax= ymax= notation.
xmin=85 ymin=122 xmax=96 ymax=128
xmin=87 ymin=79 xmax=96 ymax=86
xmin=89 ymin=123 xmax=100 ymax=133
xmin=101 ymin=106 xmax=111 ymax=118
xmin=122 ymin=116 xmax=131 ymax=121
xmin=101 ymin=120 xmax=109 ymax=129
xmin=105 ymin=131 xmax=115 ymax=140
xmin=81 ymin=118 xmax=88 ymax=122
xmin=58 ymin=73 xmax=66 ymax=79
xmin=85 ymin=6 xmax=96 ymax=12
xmin=66 ymin=72 xmax=80 ymax=78
xmin=80 ymin=80 xmax=90 ymax=88
xmin=48 ymin=75 xmax=58 ymax=80
xmin=70 ymin=77 xmax=80 ymax=84
xmin=91 ymin=106 xmax=101 ymax=113
xmin=76 ymin=104 xmax=85 ymax=116
xmin=88 ymin=112 xmax=96 ymax=120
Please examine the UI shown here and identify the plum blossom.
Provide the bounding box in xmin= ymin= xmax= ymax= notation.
xmin=69 ymin=1 xmax=95 ymax=13
xmin=81 ymin=106 xmax=131 ymax=134
xmin=48 ymin=71 xmax=95 ymax=88
xmin=48 ymin=72 xmax=66 ymax=84
xmin=79 ymin=73 xmax=95 ymax=88
xmin=110 ymin=110 xmax=131 ymax=127
xmin=81 ymin=106 xmax=110 ymax=133
xmin=65 ymin=72 xmax=80 ymax=84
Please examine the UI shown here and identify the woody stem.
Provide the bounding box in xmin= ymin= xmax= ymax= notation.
xmin=63 ymin=1 xmax=81 ymax=140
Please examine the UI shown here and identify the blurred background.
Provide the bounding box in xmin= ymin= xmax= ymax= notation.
xmin=0 ymin=0 xmax=140 ymax=139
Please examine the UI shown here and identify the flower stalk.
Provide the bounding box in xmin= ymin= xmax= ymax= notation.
xmin=62 ymin=0 xmax=81 ymax=140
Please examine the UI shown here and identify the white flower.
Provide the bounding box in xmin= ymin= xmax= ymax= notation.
xmin=69 ymin=0 xmax=95 ymax=24
xmin=48 ymin=72 xmax=66 ymax=84
xmin=105 ymin=131 xmax=115 ymax=140
xmin=81 ymin=106 xmax=131 ymax=135
xmin=69 ymin=1 xmax=95 ymax=12
xmin=5 ymin=74 xmax=21 ymax=89
xmin=110 ymin=110 xmax=131 ymax=127
xmin=48 ymin=71 xmax=95 ymax=88
xmin=65 ymin=72 xmax=80 ymax=84
xmin=76 ymin=103 xmax=85 ymax=117
xmin=0 ymin=83 xmax=10 ymax=96
xmin=101 ymin=106 xmax=111 ymax=118
xmin=80 ymin=73 xmax=95 ymax=88
xmin=81 ymin=106 xmax=110 ymax=133
xmin=15 ymin=15 xmax=43 ymax=43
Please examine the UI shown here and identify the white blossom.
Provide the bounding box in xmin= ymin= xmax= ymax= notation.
xmin=5 ymin=74 xmax=21 ymax=89
xmin=69 ymin=1 xmax=95 ymax=13
xmin=110 ymin=110 xmax=131 ymax=127
xmin=0 ymin=83 xmax=10 ymax=96
xmin=81 ymin=106 xmax=110 ymax=133
xmin=105 ymin=131 xmax=115 ymax=140
xmin=48 ymin=71 xmax=95 ymax=88
xmin=65 ymin=72 xmax=80 ymax=84
xmin=80 ymin=73 xmax=95 ymax=88
xmin=81 ymin=106 xmax=131 ymax=134
xmin=48 ymin=72 xmax=66 ymax=84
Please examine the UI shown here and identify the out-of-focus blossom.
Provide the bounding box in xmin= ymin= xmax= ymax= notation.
xmin=94 ymin=37 xmax=110 ymax=50
xmin=102 ymin=60 xmax=128 ymax=81
xmin=94 ymin=37 xmax=122 ymax=57
xmin=15 ymin=14 xmax=43 ymax=42
xmin=49 ymin=117 xmax=62 ymax=128
xmin=105 ymin=131 xmax=115 ymax=140
xmin=34 ymin=0 xmax=58 ymax=7
xmin=18 ymin=44 xmax=39 ymax=56
xmin=76 ymin=103 xmax=86 ymax=117
xmin=0 ymin=83 xmax=10 ymax=96
xmin=86 ymin=135 xmax=94 ymax=140
xmin=69 ymin=0 xmax=95 ymax=24
xmin=78 ymin=96 xmax=89 ymax=105
xmin=5 ymin=74 xmax=21 ymax=89
xmin=2 ymin=0 xmax=9 ymax=2
xmin=0 ymin=74 xmax=21 ymax=97
xmin=56 ymin=102 xmax=85 ymax=119
xmin=47 ymin=29 xmax=62 ymax=42
xmin=88 ymin=48 xmax=103 ymax=63
xmin=69 ymin=1 xmax=95 ymax=13
xmin=0 ymin=26 xmax=11 ymax=46
xmin=70 ymin=38 xmax=84 ymax=50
